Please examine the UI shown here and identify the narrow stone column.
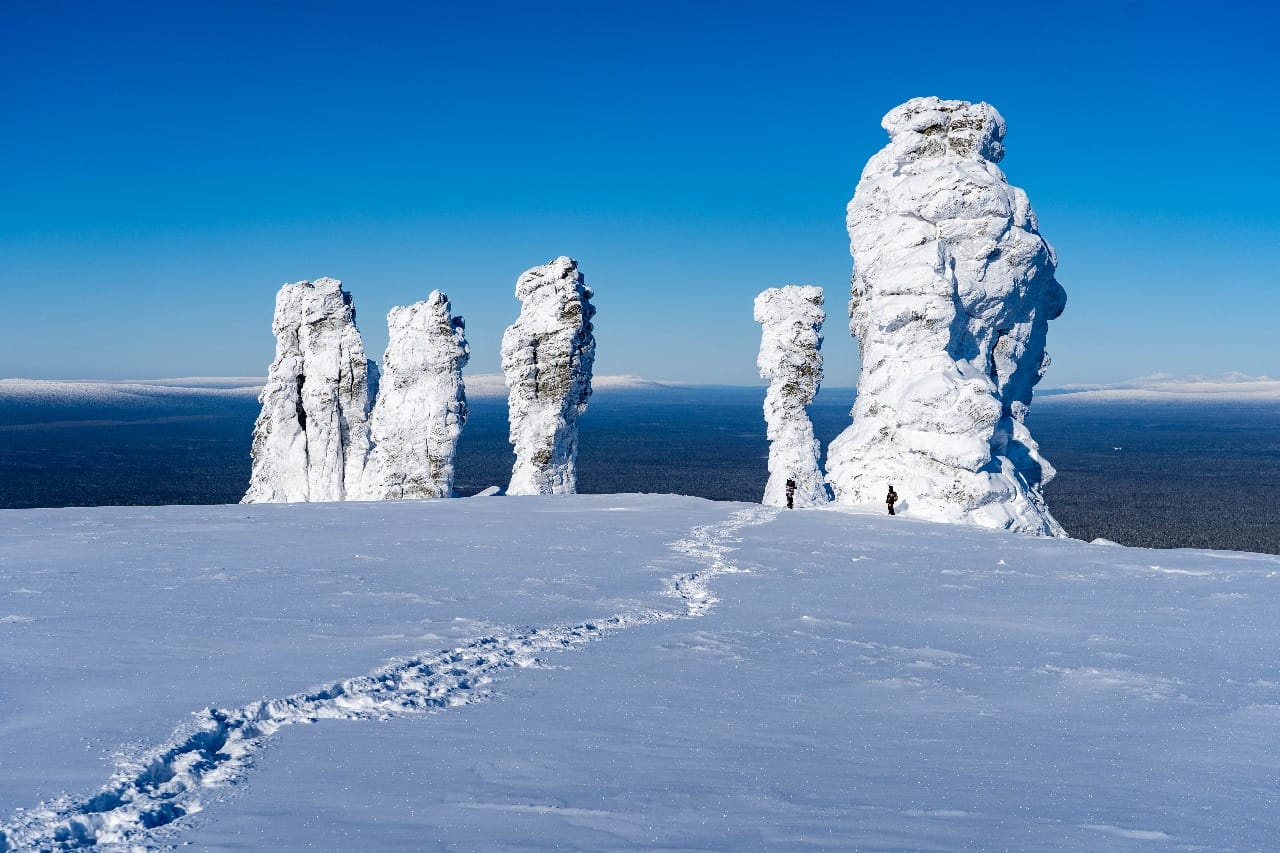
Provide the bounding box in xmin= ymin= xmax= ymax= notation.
xmin=501 ymin=257 xmax=596 ymax=496
xmin=244 ymin=277 xmax=374 ymax=503
xmin=357 ymin=291 xmax=469 ymax=500
xmin=754 ymin=286 xmax=828 ymax=508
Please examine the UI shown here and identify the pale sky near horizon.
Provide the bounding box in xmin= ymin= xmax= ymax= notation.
xmin=3 ymin=1 xmax=1277 ymax=386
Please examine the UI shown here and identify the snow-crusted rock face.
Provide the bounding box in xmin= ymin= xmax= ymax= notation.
xmin=501 ymin=257 xmax=596 ymax=495
xmin=825 ymin=97 xmax=1068 ymax=536
xmin=243 ymin=278 xmax=375 ymax=503
xmin=356 ymin=292 xmax=470 ymax=500
xmin=754 ymin=286 xmax=828 ymax=508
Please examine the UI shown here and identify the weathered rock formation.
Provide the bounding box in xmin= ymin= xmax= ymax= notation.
xmin=243 ymin=277 xmax=375 ymax=503
xmin=501 ymin=256 xmax=596 ymax=495
xmin=825 ymin=97 xmax=1068 ymax=535
xmin=355 ymin=292 xmax=470 ymax=500
xmin=754 ymin=286 xmax=828 ymax=508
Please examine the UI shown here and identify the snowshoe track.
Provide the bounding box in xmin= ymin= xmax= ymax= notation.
xmin=0 ymin=505 xmax=774 ymax=851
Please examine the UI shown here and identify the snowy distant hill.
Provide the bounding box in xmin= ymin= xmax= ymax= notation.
xmin=1040 ymin=373 xmax=1280 ymax=403
xmin=0 ymin=377 xmax=265 ymax=405
xmin=0 ymin=375 xmax=676 ymax=405
xmin=461 ymin=373 xmax=675 ymax=398
xmin=3 ymin=495 xmax=1279 ymax=849
xmin=6 ymin=373 xmax=1280 ymax=407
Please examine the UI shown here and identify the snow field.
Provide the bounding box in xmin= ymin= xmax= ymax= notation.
xmin=0 ymin=498 xmax=768 ymax=849
xmin=3 ymin=496 xmax=1280 ymax=849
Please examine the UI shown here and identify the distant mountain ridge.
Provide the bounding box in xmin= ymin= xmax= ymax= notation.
xmin=1038 ymin=373 xmax=1280 ymax=403
xmin=0 ymin=374 xmax=677 ymax=404
xmin=3 ymin=374 xmax=1279 ymax=404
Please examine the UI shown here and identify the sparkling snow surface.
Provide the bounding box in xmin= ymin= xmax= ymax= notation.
xmin=2 ymin=496 xmax=1279 ymax=850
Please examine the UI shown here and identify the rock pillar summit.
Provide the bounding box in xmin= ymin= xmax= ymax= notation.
xmin=754 ymin=286 xmax=828 ymax=508
xmin=356 ymin=292 xmax=470 ymax=500
xmin=243 ymin=277 xmax=375 ymax=503
xmin=501 ymin=257 xmax=596 ymax=496
xmin=825 ymin=97 xmax=1068 ymax=535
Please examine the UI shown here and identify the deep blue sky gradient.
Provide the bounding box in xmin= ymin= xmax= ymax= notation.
xmin=3 ymin=1 xmax=1277 ymax=385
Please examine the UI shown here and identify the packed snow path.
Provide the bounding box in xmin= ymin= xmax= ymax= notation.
xmin=0 ymin=502 xmax=773 ymax=850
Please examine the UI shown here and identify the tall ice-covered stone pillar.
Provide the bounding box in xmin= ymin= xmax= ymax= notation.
xmin=356 ymin=291 xmax=470 ymax=500
xmin=243 ymin=277 xmax=375 ymax=503
xmin=825 ymin=97 xmax=1067 ymax=535
xmin=754 ymin=286 xmax=829 ymax=508
xmin=501 ymin=256 xmax=596 ymax=496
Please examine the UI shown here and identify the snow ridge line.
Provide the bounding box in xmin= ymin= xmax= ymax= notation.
xmin=0 ymin=505 xmax=774 ymax=851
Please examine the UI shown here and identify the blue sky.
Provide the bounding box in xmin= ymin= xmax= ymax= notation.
xmin=2 ymin=1 xmax=1277 ymax=386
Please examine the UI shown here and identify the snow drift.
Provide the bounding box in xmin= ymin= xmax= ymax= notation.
xmin=826 ymin=97 xmax=1068 ymax=536
xmin=501 ymin=257 xmax=596 ymax=495
xmin=355 ymin=292 xmax=470 ymax=500
xmin=243 ymin=278 xmax=375 ymax=504
xmin=754 ymin=286 xmax=828 ymax=508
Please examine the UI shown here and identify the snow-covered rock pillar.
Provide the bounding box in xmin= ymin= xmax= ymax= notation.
xmin=501 ymin=256 xmax=596 ymax=495
xmin=356 ymin=292 xmax=470 ymax=500
xmin=825 ymin=97 xmax=1068 ymax=536
xmin=243 ymin=277 xmax=375 ymax=503
xmin=754 ymin=286 xmax=828 ymax=508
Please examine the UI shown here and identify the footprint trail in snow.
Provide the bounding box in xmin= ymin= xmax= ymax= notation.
xmin=0 ymin=506 xmax=774 ymax=851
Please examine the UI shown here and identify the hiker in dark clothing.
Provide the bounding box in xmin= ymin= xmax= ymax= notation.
xmin=785 ymin=478 xmax=796 ymax=509
xmin=886 ymin=485 xmax=898 ymax=516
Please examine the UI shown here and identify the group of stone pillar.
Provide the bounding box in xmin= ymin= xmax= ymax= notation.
xmin=242 ymin=257 xmax=595 ymax=504
xmin=755 ymin=97 xmax=1067 ymax=537
xmin=245 ymin=97 xmax=1067 ymax=537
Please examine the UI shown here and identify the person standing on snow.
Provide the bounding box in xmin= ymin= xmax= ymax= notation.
xmin=785 ymin=478 xmax=796 ymax=509
xmin=886 ymin=485 xmax=898 ymax=516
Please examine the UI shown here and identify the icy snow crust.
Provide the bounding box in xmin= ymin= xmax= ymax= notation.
xmin=3 ymin=497 xmax=1280 ymax=849
xmin=355 ymin=292 xmax=469 ymax=500
xmin=242 ymin=278 xmax=375 ymax=503
xmin=753 ymin=286 xmax=828 ymax=508
xmin=501 ymin=257 xmax=596 ymax=495
xmin=826 ymin=97 xmax=1068 ymax=535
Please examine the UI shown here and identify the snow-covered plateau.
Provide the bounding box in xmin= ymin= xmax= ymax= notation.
xmin=3 ymin=495 xmax=1279 ymax=850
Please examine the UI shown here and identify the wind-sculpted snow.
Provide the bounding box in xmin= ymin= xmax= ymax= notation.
xmin=243 ymin=278 xmax=375 ymax=503
xmin=501 ymin=257 xmax=596 ymax=495
xmin=355 ymin=292 xmax=469 ymax=500
xmin=826 ymin=97 xmax=1068 ymax=536
xmin=753 ymin=286 xmax=828 ymax=508
xmin=0 ymin=505 xmax=772 ymax=851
